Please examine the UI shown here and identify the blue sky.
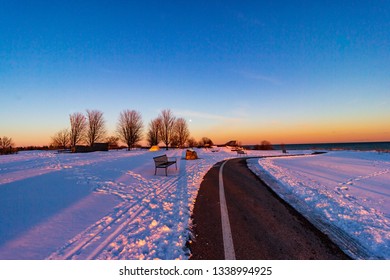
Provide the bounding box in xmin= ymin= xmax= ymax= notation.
xmin=1 ymin=1 xmax=390 ymax=146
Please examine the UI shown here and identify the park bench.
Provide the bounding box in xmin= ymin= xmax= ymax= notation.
xmin=236 ymin=149 xmax=247 ymax=156
xmin=153 ymin=154 xmax=177 ymax=176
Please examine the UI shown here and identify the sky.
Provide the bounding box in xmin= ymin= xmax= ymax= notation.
xmin=1 ymin=0 xmax=390 ymax=147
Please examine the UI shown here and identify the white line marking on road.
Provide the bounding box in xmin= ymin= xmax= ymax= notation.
xmin=219 ymin=160 xmax=236 ymax=260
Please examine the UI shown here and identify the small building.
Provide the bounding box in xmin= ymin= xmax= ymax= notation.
xmin=93 ymin=143 xmax=109 ymax=151
xmin=223 ymin=140 xmax=238 ymax=147
xmin=73 ymin=143 xmax=109 ymax=153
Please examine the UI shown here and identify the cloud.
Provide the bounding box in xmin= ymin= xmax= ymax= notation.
xmin=174 ymin=109 xmax=244 ymax=123
xmin=237 ymin=70 xmax=280 ymax=85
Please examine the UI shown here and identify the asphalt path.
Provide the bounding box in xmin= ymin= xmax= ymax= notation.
xmin=189 ymin=157 xmax=350 ymax=260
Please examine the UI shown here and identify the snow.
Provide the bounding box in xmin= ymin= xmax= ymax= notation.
xmin=0 ymin=148 xmax=278 ymax=260
xmin=0 ymin=148 xmax=388 ymax=259
xmin=248 ymin=151 xmax=390 ymax=259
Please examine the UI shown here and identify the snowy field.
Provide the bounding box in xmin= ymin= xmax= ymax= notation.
xmin=0 ymin=147 xmax=280 ymax=260
xmin=0 ymin=148 xmax=389 ymax=260
xmin=248 ymin=151 xmax=390 ymax=259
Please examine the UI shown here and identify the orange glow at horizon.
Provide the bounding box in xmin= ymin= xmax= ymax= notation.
xmin=190 ymin=118 xmax=390 ymax=145
xmin=9 ymin=131 xmax=390 ymax=147
xmin=6 ymin=117 xmax=390 ymax=147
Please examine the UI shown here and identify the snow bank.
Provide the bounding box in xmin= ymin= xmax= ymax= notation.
xmin=248 ymin=151 xmax=390 ymax=259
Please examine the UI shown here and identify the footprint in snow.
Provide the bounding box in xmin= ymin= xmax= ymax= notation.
xmin=337 ymin=183 xmax=349 ymax=191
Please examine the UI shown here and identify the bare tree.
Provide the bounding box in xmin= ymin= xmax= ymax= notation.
xmin=51 ymin=129 xmax=70 ymax=149
xmin=260 ymin=140 xmax=273 ymax=150
xmin=0 ymin=136 xmax=12 ymax=148
xmin=69 ymin=112 xmax=86 ymax=148
xmin=117 ymin=110 xmax=143 ymax=150
xmin=158 ymin=109 xmax=176 ymax=150
xmin=187 ymin=137 xmax=198 ymax=148
xmin=174 ymin=118 xmax=190 ymax=148
xmin=254 ymin=140 xmax=273 ymax=150
xmin=106 ymin=136 xmax=120 ymax=149
xmin=147 ymin=117 xmax=162 ymax=147
xmin=0 ymin=136 xmax=14 ymax=154
xmin=199 ymin=137 xmax=214 ymax=147
xmin=86 ymin=110 xmax=106 ymax=147
xmin=170 ymin=134 xmax=180 ymax=148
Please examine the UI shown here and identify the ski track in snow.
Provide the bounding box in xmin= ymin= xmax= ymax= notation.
xmin=48 ymin=170 xmax=182 ymax=260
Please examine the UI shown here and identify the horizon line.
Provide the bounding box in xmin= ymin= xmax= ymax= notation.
xmin=11 ymin=139 xmax=390 ymax=149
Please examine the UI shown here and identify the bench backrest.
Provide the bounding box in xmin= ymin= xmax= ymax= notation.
xmin=153 ymin=154 xmax=168 ymax=165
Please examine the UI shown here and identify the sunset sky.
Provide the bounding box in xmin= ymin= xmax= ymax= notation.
xmin=1 ymin=1 xmax=389 ymax=146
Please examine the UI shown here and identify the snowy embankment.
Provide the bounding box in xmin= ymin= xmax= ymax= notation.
xmin=248 ymin=151 xmax=390 ymax=259
xmin=0 ymin=147 xmax=285 ymax=260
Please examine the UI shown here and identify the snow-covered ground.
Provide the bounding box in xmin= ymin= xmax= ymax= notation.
xmin=0 ymin=148 xmax=388 ymax=259
xmin=248 ymin=151 xmax=390 ymax=259
xmin=0 ymin=147 xmax=281 ymax=260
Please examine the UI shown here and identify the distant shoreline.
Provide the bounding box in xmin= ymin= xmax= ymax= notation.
xmin=244 ymin=141 xmax=390 ymax=151
xmin=10 ymin=140 xmax=390 ymax=152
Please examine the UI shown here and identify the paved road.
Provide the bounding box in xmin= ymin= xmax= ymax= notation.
xmin=189 ymin=157 xmax=350 ymax=260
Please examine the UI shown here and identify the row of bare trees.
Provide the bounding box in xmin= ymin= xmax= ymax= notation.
xmin=52 ymin=109 xmax=192 ymax=151
xmin=147 ymin=109 xmax=190 ymax=150
xmin=52 ymin=110 xmax=107 ymax=149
